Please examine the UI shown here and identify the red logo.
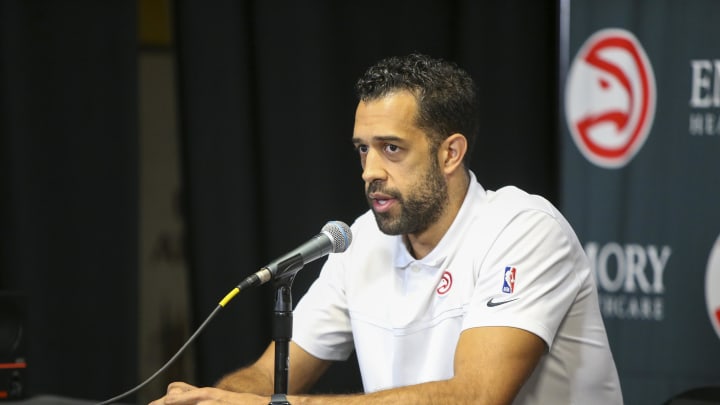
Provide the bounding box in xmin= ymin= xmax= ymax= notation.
xmin=565 ymin=28 xmax=656 ymax=168
xmin=436 ymin=271 xmax=453 ymax=295
xmin=706 ymin=234 xmax=720 ymax=341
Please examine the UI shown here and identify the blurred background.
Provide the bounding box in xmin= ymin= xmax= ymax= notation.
xmin=0 ymin=1 xmax=718 ymax=404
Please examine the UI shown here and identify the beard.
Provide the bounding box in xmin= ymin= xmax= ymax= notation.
xmin=367 ymin=158 xmax=448 ymax=235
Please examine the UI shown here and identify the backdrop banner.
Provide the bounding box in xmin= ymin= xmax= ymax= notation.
xmin=560 ymin=1 xmax=720 ymax=404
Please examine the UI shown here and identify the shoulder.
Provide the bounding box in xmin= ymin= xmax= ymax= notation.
xmin=347 ymin=210 xmax=382 ymax=241
xmin=351 ymin=209 xmax=378 ymax=231
xmin=343 ymin=210 xmax=396 ymax=253
xmin=462 ymin=184 xmax=562 ymax=239
xmin=457 ymin=183 xmax=580 ymax=259
xmin=482 ymin=186 xmax=558 ymax=219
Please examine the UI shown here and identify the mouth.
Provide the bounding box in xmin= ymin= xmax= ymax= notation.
xmin=368 ymin=192 xmax=397 ymax=213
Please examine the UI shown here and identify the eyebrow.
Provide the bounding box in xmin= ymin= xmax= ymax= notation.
xmin=352 ymin=135 xmax=405 ymax=145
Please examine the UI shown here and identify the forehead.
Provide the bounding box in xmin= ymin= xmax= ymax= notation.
xmin=353 ymin=91 xmax=421 ymax=141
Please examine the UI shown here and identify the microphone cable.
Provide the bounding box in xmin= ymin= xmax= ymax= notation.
xmin=96 ymin=285 xmax=244 ymax=405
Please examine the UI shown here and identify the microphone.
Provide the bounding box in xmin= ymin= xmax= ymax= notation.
xmin=97 ymin=221 xmax=350 ymax=405
xmin=236 ymin=220 xmax=352 ymax=290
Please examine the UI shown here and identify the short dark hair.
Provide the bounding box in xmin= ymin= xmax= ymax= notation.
xmin=355 ymin=53 xmax=479 ymax=166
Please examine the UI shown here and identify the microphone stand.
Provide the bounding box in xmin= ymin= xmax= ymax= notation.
xmin=268 ymin=267 xmax=300 ymax=405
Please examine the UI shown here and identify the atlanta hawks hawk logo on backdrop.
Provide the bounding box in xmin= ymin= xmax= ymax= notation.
xmin=565 ymin=28 xmax=656 ymax=168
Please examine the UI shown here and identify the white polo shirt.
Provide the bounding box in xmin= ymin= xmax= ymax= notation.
xmin=292 ymin=172 xmax=623 ymax=404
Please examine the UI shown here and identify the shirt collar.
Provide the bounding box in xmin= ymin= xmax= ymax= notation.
xmin=393 ymin=170 xmax=485 ymax=269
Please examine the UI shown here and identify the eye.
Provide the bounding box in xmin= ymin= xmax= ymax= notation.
xmin=384 ymin=144 xmax=400 ymax=153
xmin=355 ymin=144 xmax=369 ymax=155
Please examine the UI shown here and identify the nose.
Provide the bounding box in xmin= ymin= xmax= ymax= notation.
xmin=361 ymin=148 xmax=386 ymax=184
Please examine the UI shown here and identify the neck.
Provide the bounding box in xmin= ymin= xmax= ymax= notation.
xmin=404 ymin=169 xmax=470 ymax=259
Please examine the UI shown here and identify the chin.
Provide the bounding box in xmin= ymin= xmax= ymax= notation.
xmin=373 ymin=214 xmax=402 ymax=235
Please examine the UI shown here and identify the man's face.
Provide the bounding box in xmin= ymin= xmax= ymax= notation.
xmin=352 ymin=91 xmax=448 ymax=235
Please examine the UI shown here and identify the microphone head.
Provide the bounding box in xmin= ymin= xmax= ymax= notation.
xmin=322 ymin=221 xmax=353 ymax=253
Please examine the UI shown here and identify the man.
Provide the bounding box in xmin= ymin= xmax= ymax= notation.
xmin=151 ymin=54 xmax=623 ymax=404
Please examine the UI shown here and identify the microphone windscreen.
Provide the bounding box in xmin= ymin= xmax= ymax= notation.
xmin=322 ymin=221 xmax=353 ymax=253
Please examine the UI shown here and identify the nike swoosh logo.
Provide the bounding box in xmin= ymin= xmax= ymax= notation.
xmin=486 ymin=297 xmax=518 ymax=307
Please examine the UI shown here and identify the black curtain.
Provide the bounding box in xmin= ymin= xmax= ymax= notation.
xmin=0 ymin=0 xmax=558 ymax=400
xmin=0 ymin=1 xmax=138 ymax=401
xmin=174 ymin=0 xmax=558 ymax=394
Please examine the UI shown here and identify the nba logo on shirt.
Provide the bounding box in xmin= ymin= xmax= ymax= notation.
xmin=502 ymin=266 xmax=516 ymax=294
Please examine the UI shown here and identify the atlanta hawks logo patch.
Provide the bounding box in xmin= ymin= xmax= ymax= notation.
xmin=436 ymin=271 xmax=453 ymax=295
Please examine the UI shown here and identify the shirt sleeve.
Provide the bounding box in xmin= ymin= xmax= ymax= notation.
xmin=462 ymin=209 xmax=584 ymax=349
xmin=292 ymin=252 xmax=355 ymax=361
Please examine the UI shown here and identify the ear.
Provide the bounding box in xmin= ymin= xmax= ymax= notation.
xmin=439 ymin=133 xmax=468 ymax=174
